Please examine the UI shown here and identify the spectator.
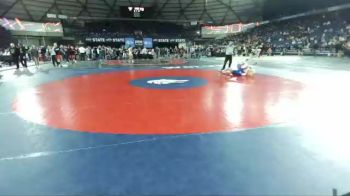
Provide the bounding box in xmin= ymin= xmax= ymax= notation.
xmin=78 ymin=46 xmax=86 ymax=61
xmin=19 ymin=43 xmax=28 ymax=68
xmin=30 ymin=45 xmax=39 ymax=67
xmin=9 ymin=43 xmax=20 ymax=69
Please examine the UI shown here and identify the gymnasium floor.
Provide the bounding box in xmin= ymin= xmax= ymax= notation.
xmin=0 ymin=56 xmax=349 ymax=195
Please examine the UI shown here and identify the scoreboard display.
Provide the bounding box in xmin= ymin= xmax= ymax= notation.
xmin=201 ymin=24 xmax=242 ymax=38
xmin=120 ymin=6 xmax=153 ymax=18
xmin=201 ymin=23 xmax=256 ymax=38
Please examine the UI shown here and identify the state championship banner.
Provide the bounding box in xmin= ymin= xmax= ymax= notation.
xmin=85 ymin=37 xmax=186 ymax=44
xmin=0 ymin=18 xmax=63 ymax=37
xmin=153 ymin=38 xmax=186 ymax=43
xmin=85 ymin=37 xmax=125 ymax=43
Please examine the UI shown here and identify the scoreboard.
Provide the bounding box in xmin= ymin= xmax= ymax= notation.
xmin=201 ymin=23 xmax=256 ymax=38
xmin=120 ymin=6 xmax=153 ymax=18
xmin=201 ymin=24 xmax=242 ymax=38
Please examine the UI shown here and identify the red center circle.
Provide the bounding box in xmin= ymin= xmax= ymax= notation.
xmin=13 ymin=69 xmax=303 ymax=134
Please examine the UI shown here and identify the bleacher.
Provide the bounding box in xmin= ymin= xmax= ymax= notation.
xmin=75 ymin=21 xmax=198 ymax=39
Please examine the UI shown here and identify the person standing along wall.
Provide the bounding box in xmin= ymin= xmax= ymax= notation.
xmin=100 ymin=46 xmax=106 ymax=60
xmin=19 ymin=43 xmax=28 ymax=68
xmin=68 ymin=45 xmax=76 ymax=64
xmin=86 ymin=46 xmax=91 ymax=60
xmin=40 ymin=46 xmax=46 ymax=62
xmin=9 ymin=43 xmax=20 ymax=69
xmin=54 ymin=45 xmax=63 ymax=67
xmin=50 ymin=43 xmax=57 ymax=67
xmin=63 ymin=46 xmax=69 ymax=62
xmin=79 ymin=46 xmax=86 ymax=61
xmin=30 ymin=45 xmax=39 ymax=67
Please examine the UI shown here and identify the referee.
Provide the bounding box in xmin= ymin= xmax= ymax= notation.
xmin=221 ymin=41 xmax=235 ymax=71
